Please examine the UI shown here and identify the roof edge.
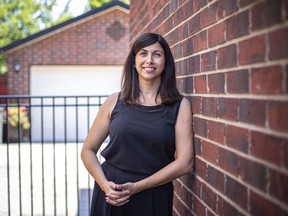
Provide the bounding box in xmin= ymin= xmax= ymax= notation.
xmin=0 ymin=1 xmax=129 ymax=53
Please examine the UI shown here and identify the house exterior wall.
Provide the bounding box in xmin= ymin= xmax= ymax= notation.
xmin=5 ymin=8 xmax=129 ymax=95
xmin=129 ymin=0 xmax=288 ymax=215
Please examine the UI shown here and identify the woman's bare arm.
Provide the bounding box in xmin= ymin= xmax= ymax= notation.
xmin=81 ymin=93 xmax=130 ymax=205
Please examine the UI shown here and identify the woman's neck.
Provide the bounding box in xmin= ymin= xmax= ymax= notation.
xmin=138 ymin=80 xmax=161 ymax=105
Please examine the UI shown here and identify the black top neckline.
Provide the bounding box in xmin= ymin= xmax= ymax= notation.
xmin=131 ymin=103 xmax=165 ymax=112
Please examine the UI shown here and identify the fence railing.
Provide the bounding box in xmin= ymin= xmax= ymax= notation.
xmin=0 ymin=95 xmax=108 ymax=216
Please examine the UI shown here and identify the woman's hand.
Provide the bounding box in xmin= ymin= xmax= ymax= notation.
xmin=116 ymin=182 xmax=138 ymax=196
xmin=105 ymin=181 xmax=131 ymax=206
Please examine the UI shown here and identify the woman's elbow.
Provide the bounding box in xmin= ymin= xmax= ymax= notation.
xmin=80 ymin=145 xmax=91 ymax=162
xmin=80 ymin=148 xmax=86 ymax=162
xmin=182 ymin=159 xmax=194 ymax=175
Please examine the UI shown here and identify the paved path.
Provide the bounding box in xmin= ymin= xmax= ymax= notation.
xmin=0 ymin=142 xmax=106 ymax=216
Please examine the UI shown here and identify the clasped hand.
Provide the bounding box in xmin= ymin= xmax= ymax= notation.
xmin=105 ymin=181 xmax=136 ymax=206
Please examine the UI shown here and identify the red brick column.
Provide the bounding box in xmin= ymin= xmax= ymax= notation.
xmin=129 ymin=0 xmax=288 ymax=215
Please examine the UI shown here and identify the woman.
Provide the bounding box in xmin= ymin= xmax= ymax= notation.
xmin=81 ymin=33 xmax=194 ymax=216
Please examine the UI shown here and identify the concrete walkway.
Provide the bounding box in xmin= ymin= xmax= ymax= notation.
xmin=0 ymin=142 xmax=102 ymax=216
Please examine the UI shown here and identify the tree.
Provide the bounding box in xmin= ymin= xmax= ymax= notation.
xmin=85 ymin=0 xmax=130 ymax=11
xmin=0 ymin=0 xmax=58 ymax=48
xmin=0 ymin=0 xmax=73 ymax=74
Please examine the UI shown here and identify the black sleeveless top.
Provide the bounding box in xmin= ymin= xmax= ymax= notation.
xmin=101 ymin=96 xmax=183 ymax=175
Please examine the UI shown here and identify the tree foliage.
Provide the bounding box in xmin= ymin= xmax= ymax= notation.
xmin=0 ymin=0 xmax=73 ymax=74
xmin=0 ymin=0 xmax=57 ymax=48
xmin=86 ymin=0 xmax=129 ymax=11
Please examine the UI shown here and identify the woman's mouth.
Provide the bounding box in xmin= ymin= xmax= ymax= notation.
xmin=143 ymin=67 xmax=156 ymax=72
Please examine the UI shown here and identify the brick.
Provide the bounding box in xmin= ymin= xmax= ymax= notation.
xmin=269 ymin=169 xmax=288 ymax=204
xmin=269 ymin=101 xmax=288 ymax=132
xmin=188 ymin=14 xmax=201 ymax=36
xmin=183 ymin=1 xmax=193 ymax=21
xmin=217 ymin=44 xmax=237 ymax=69
xmin=202 ymin=97 xmax=218 ymax=117
xmin=207 ymin=165 xmax=225 ymax=192
xmin=207 ymin=120 xmax=225 ymax=144
xmin=201 ymin=184 xmax=217 ymax=211
xmin=218 ymin=98 xmax=239 ymax=121
xmin=184 ymin=37 xmax=194 ymax=56
xmin=163 ymin=17 xmax=174 ymax=33
xmin=226 ymin=69 xmax=249 ymax=94
xmin=269 ymin=28 xmax=288 ymax=60
xmin=175 ymin=61 xmax=180 ymax=75
xmin=173 ymin=4 xmax=186 ymax=26
xmin=226 ymin=11 xmax=249 ymax=40
xmin=208 ymin=22 xmax=225 ymax=47
xmin=193 ymin=196 xmax=207 ymax=216
xmin=208 ymin=73 xmax=225 ymax=94
xmin=190 ymin=176 xmax=202 ymax=198
xmin=183 ymin=76 xmax=193 ymax=94
xmin=194 ymin=31 xmax=207 ymax=52
xmin=239 ymin=157 xmax=267 ymax=191
xmin=168 ymin=0 xmax=178 ymax=14
xmin=239 ymin=0 xmax=256 ymax=7
xmin=286 ymin=0 xmax=288 ymax=20
xmin=218 ymin=148 xmax=239 ymax=176
xmin=178 ymin=174 xmax=196 ymax=192
xmin=201 ymin=50 xmax=217 ymax=72
xmin=284 ymin=139 xmax=288 ymax=168
xmin=193 ymin=0 xmax=207 ymax=13
xmin=218 ymin=196 xmax=240 ymax=216
xmin=191 ymin=96 xmax=202 ymax=114
xmin=250 ymin=190 xmax=282 ymax=216
xmin=195 ymin=157 xmax=207 ymax=180
xmin=206 ymin=208 xmax=214 ymax=216
xmin=239 ymin=35 xmax=266 ymax=65
xmin=194 ymin=117 xmax=208 ymax=138
xmin=226 ymin=125 xmax=249 ymax=153
xmin=218 ymin=0 xmax=238 ymax=18
xmin=286 ymin=65 xmax=288 ymax=93
xmin=188 ymin=55 xmax=200 ymax=74
xmin=251 ymin=66 xmax=283 ymax=94
xmin=173 ymin=200 xmax=193 ymax=216
xmin=173 ymin=43 xmax=183 ymax=59
xmin=173 ymin=180 xmax=193 ymax=214
xmin=173 ymin=180 xmax=182 ymax=196
xmin=176 ymin=77 xmax=184 ymax=93
xmin=178 ymin=58 xmax=188 ymax=75
xmin=201 ymin=140 xmax=218 ymax=165
xmin=178 ymin=23 xmax=189 ymax=41
xmin=239 ymin=99 xmax=266 ymax=126
xmin=225 ymin=176 xmax=248 ymax=210
xmin=251 ymin=0 xmax=282 ymax=30
xmin=194 ymin=75 xmax=207 ymax=93
xmin=251 ymin=131 xmax=282 ymax=165
xmin=200 ymin=3 xmax=217 ymax=28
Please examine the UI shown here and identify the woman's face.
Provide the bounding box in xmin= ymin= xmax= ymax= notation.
xmin=135 ymin=42 xmax=165 ymax=82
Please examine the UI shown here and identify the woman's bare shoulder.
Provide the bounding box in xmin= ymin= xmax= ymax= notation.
xmin=178 ymin=97 xmax=192 ymax=118
xmin=101 ymin=92 xmax=120 ymax=117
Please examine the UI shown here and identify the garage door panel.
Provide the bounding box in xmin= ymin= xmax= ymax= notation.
xmin=30 ymin=65 xmax=122 ymax=142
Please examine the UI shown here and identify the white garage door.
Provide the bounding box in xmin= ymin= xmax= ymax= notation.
xmin=30 ymin=65 xmax=122 ymax=142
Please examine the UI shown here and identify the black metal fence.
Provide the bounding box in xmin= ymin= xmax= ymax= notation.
xmin=0 ymin=95 xmax=108 ymax=216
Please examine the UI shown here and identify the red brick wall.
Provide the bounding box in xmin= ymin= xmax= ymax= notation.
xmin=129 ymin=0 xmax=288 ymax=215
xmin=5 ymin=8 xmax=129 ymax=95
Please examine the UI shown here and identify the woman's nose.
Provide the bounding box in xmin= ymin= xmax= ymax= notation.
xmin=146 ymin=54 xmax=153 ymax=64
